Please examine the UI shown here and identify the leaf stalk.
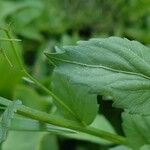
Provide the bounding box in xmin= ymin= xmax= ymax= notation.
xmin=0 ymin=97 xmax=127 ymax=145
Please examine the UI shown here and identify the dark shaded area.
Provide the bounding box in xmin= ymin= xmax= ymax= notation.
xmin=97 ymin=95 xmax=124 ymax=135
xmin=79 ymin=26 xmax=92 ymax=39
xmin=59 ymin=138 xmax=111 ymax=150
xmin=59 ymin=139 xmax=77 ymax=150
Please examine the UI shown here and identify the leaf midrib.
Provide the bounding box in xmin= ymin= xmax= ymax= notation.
xmin=48 ymin=55 xmax=150 ymax=81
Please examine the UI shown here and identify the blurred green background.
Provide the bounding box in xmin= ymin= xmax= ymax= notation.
xmin=0 ymin=0 xmax=150 ymax=150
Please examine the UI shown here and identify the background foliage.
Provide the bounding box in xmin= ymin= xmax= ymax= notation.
xmin=0 ymin=0 xmax=149 ymax=149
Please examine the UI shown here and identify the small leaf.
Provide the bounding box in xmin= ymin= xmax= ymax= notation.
xmin=51 ymin=73 xmax=98 ymax=125
xmin=0 ymin=100 xmax=22 ymax=143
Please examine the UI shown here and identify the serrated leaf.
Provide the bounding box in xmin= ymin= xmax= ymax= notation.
xmin=122 ymin=112 xmax=150 ymax=149
xmin=0 ymin=100 xmax=22 ymax=143
xmin=45 ymin=37 xmax=150 ymax=115
xmin=51 ymin=73 xmax=98 ymax=125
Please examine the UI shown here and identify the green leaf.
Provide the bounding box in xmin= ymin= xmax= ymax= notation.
xmin=51 ymin=73 xmax=98 ymax=125
xmin=45 ymin=37 xmax=150 ymax=115
xmin=0 ymin=100 xmax=22 ymax=143
xmin=122 ymin=112 xmax=150 ymax=149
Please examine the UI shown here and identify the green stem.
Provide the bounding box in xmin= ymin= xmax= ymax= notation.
xmin=0 ymin=38 xmax=21 ymax=42
xmin=0 ymin=97 xmax=127 ymax=145
xmin=21 ymin=107 xmax=126 ymax=144
xmin=0 ymin=48 xmax=13 ymax=67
